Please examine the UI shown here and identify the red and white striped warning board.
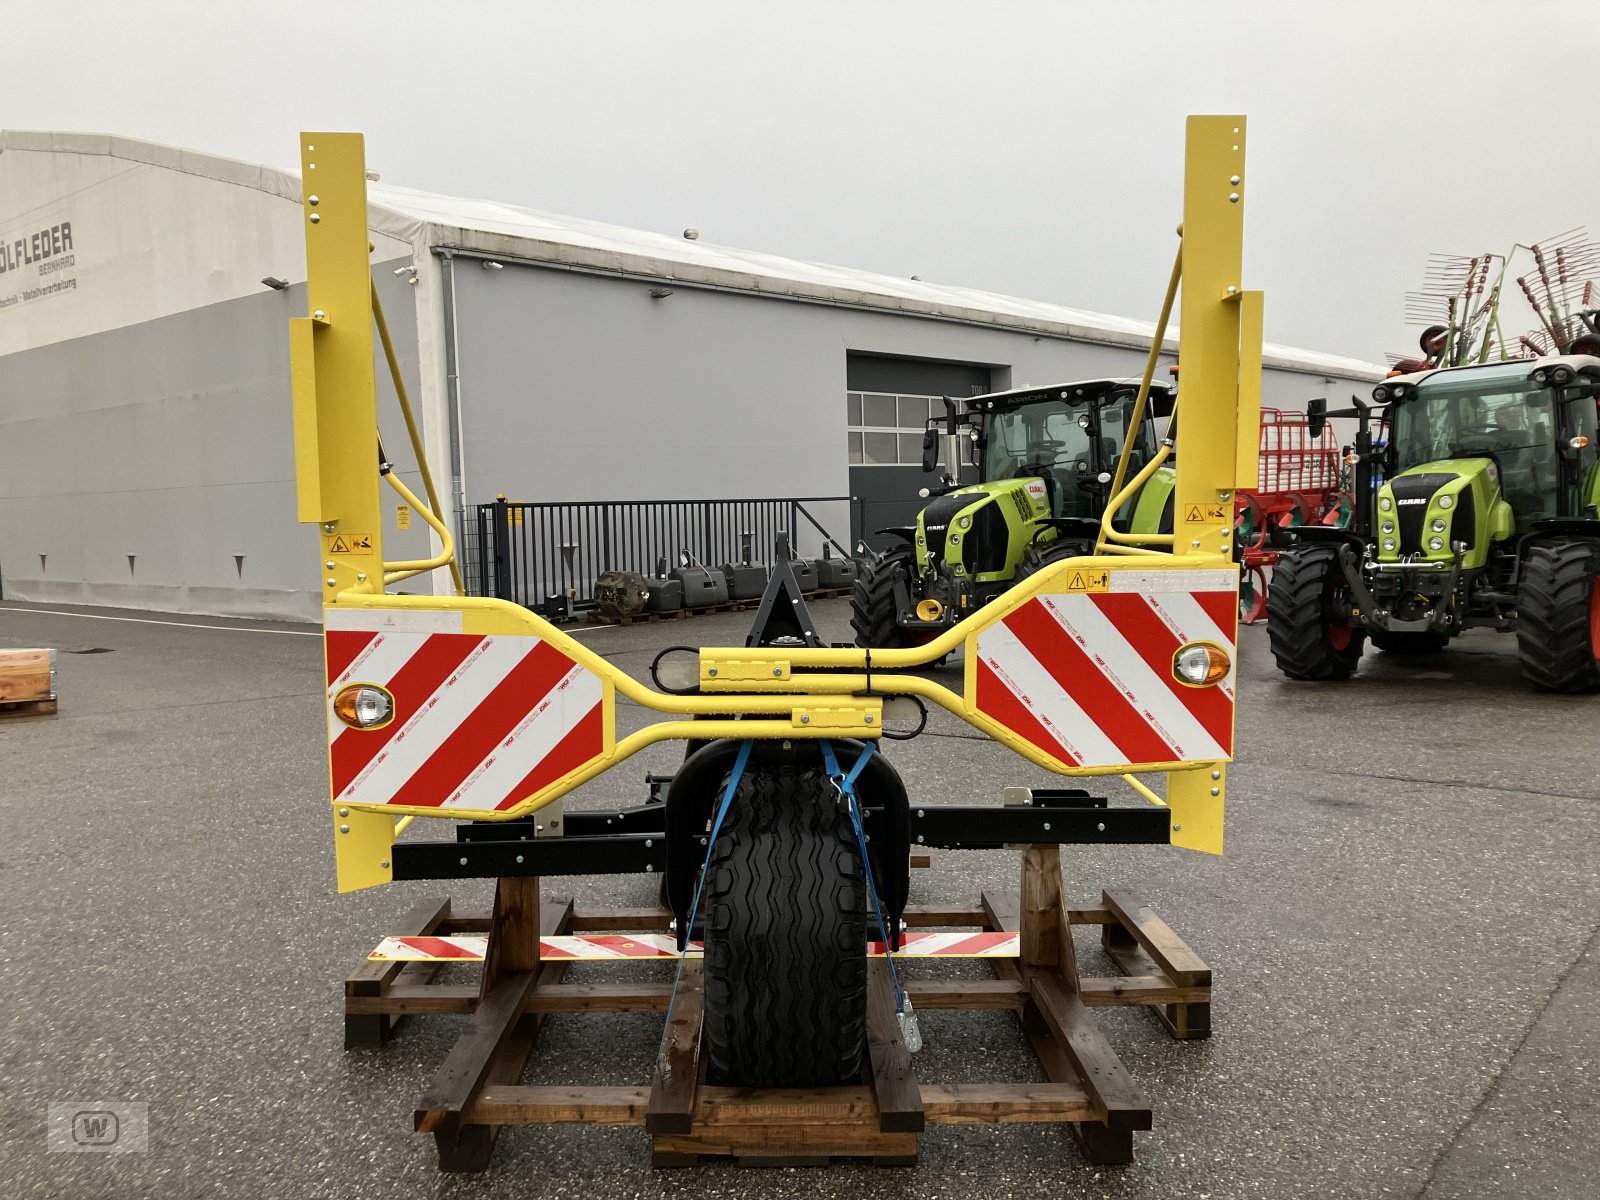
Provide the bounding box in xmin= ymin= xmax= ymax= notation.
xmin=324 ymin=615 xmax=606 ymax=813
xmin=974 ymin=568 xmax=1237 ymax=770
xmin=368 ymin=931 xmax=1021 ymax=962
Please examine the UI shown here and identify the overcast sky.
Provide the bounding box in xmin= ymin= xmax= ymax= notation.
xmin=5 ymin=0 xmax=1596 ymax=363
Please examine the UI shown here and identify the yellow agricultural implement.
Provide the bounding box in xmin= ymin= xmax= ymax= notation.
xmin=296 ymin=116 xmax=1261 ymax=1169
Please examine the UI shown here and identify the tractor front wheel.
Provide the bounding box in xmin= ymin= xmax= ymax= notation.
xmin=1015 ymin=535 xmax=1095 ymax=582
xmin=702 ymin=759 xmax=869 ymax=1087
xmin=1515 ymin=540 xmax=1600 ymax=693
xmin=851 ymin=546 xmax=915 ymax=649
xmin=1266 ymin=544 xmax=1366 ymax=680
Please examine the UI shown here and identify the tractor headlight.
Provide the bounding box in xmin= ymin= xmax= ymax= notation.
xmin=1382 ymin=521 xmax=1394 ymax=534
xmin=949 ymin=534 xmax=960 ymax=545
xmin=333 ymin=684 xmax=395 ymax=730
xmin=1431 ymin=518 xmax=1446 ymax=533
xmin=1429 ymin=537 xmax=1445 ymax=551
xmin=958 ymin=515 xmax=971 ymax=530
xmin=1172 ymin=642 xmax=1230 ymax=687
xmin=1438 ymin=494 xmax=1453 ymax=510
xmin=1380 ymin=496 xmax=1393 ymax=512
xmin=1383 ymin=538 xmax=1396 ymax=552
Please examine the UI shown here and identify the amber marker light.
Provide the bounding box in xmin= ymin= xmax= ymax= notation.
xmin=1172 ymin=643 xmax=1230 ymax=687
xmin=334 ymin=684 xmax=395 ymax=730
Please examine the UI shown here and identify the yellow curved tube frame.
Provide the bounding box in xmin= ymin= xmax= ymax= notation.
xmin=328 ymin=550 xmax=1237 ymax=890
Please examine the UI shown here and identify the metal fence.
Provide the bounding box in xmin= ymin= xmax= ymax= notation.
xmin=459 ymin=496 xmax=855 ymax=610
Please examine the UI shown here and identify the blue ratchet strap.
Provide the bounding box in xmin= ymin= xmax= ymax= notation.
xmin=657 ymin=738 xmax=754 ymax=1058
xmin=820 ymin=739 xmax=921 ymax=1052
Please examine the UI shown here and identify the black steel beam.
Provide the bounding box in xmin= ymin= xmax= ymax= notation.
xmin=907 ymin=805 xmax=1169 ymax=849
xmin=394 ymin=834 xmax=660 ymax=880
xmin=455 ymin=805 xmax=666 ymax=842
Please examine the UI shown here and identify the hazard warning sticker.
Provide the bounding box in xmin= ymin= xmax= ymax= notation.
xmin=1062 ymin=568 xmax=1110 ymax=593
xmin=1183 ymin=503 xmax=1230 ymax=523
xmin=328 ymin=533 xmax=374 ymax=555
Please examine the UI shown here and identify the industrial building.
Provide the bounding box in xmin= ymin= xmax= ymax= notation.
xmin=0 ymin=131 xmax=1384 ymax=619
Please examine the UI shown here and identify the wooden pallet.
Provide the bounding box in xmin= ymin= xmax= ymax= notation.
xmin=345 ymin=845 xmax=1211 ymax=1170
xmin=0 ymin=649 xmax=56 ymax=719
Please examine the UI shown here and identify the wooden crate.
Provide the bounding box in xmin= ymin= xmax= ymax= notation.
xmin=0 ymin=648 xmax=56 ymax=718
xmin=345 ymin=845 xmax=1212 ymax=1171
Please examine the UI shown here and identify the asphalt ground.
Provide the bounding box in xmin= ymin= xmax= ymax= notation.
xmin=1 ymin=597 xmax=1597 ymax=1200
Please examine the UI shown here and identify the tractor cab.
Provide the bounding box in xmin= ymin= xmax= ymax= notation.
xmin=1377 ymin=358 xmax=1600 ymax=579
xmin=1268 ymin=353 xmax=1600 ymax=690
xmin=969 ymin=380 xmax=1172 ymax=523
xmin=852 ymin=378 xmax=1177 ymax=647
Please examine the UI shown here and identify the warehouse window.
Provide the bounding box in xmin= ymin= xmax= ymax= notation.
xmin=847 ymin=391 xmax=976 ymax=467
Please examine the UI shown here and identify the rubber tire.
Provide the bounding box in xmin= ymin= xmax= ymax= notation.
xmin=1515 ymin=540 xmax=1600 ymax=693
xmin=1015 ymin=535 xmax=1094 ymax=581
xmin=1266 ymin=544 xmax=1366 ymax=680
xmin=851 ymin=546 xmax=916 ymax=649
xmin=702 ymin=762 xmax=868 ymax=1088
xmin=1369 ymin=630 xmax=1449 ymax=655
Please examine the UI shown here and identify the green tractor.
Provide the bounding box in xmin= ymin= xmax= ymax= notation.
xmin=851 ymin=378 xmax=1176 ymax=648
xmin=1267 ymin=354 xmax=1600 ymax=690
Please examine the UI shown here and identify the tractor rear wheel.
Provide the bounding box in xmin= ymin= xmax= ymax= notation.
xmin=1515 ymin=540 xmax=1600 ymax=693
xmin=851 ymin=546 xmax=915 ymax=648
xmin=1369 ymin=630 xmax=1449 ymax=655
xmin=702 ymin=761 xmax=868 ymax=1087
xmin=1266 ymin=544 xmax=1365 ymax=680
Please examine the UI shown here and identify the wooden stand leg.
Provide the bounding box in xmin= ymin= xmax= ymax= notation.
xmin=1020 ymin=844 xmax=1079 ymax=989
xmin=646 ymin=961 xmax=704 ymax=1138
xmin=417 ymin=877 xmax=555 ymax=1172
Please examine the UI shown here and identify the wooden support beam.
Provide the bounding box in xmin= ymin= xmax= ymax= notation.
xmin=1102 ymin=889 xmax=1213 ymax=1039
xmin=694 ymin=1085 xmax=879 ymax=1126
xmin=414 ymin=894 xmax=571 ymax=1171
xmin=904 ymin=980 xmax=1024 ymax=1011
xmin=865 ymin=959 xmax=923 ymax=1133
xmin=1079 ymin=975 xmax=1213 ymax=1008
xmin=344 ymin=896 xmax=452 ymax=1049
xmin=1029 ymin=972 xmax=1152 ymax=1133
xmin=645 ymin=961 xmax=703 ymax=1135
xmin=1102 ymin=890 xmax=1211 ymax=987
xmin=921 ymin=1082 xmax=1094 ymax=1125
xmin=466 ymin=1085 xmax=650 ymax=1126
xmin=349 ymin=977 xmax=1037 ymax=1018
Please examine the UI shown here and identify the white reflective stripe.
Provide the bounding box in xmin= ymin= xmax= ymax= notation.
xmin=343 ymin=637 xmax=531 ymax=803
xmin=370 ymin=935 xmax=486 ymax=960
xmin=541 ymin=934 xmax=681 ymax=958
xmin=1150 ymin=590 xmax=1236 ymax=648
xmin=1041 ymin=596 xmax=1228 ymax=761
xmin=885 ymin=931 xmax=1020 ymax=957
xmin=328 ymin=630 xmax=423 ymax=695
xmin=441 ymin=665 xmax=603 ymax=810
xmin=1146 ymin=592 xmax=1238 ymax=700
xmin=1105 ymin=568 xmax=1237 ymax=594
xmin=977 ymin=621 xmax=1125 ymax=767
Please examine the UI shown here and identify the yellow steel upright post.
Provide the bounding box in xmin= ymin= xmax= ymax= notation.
xmin=290 ymin=133 xmax=394 ymax=884
xmin=1166 ymin=115 xmax=1262 ymax=853
xmin=290 ymin=132 xmax=385 ymax=599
